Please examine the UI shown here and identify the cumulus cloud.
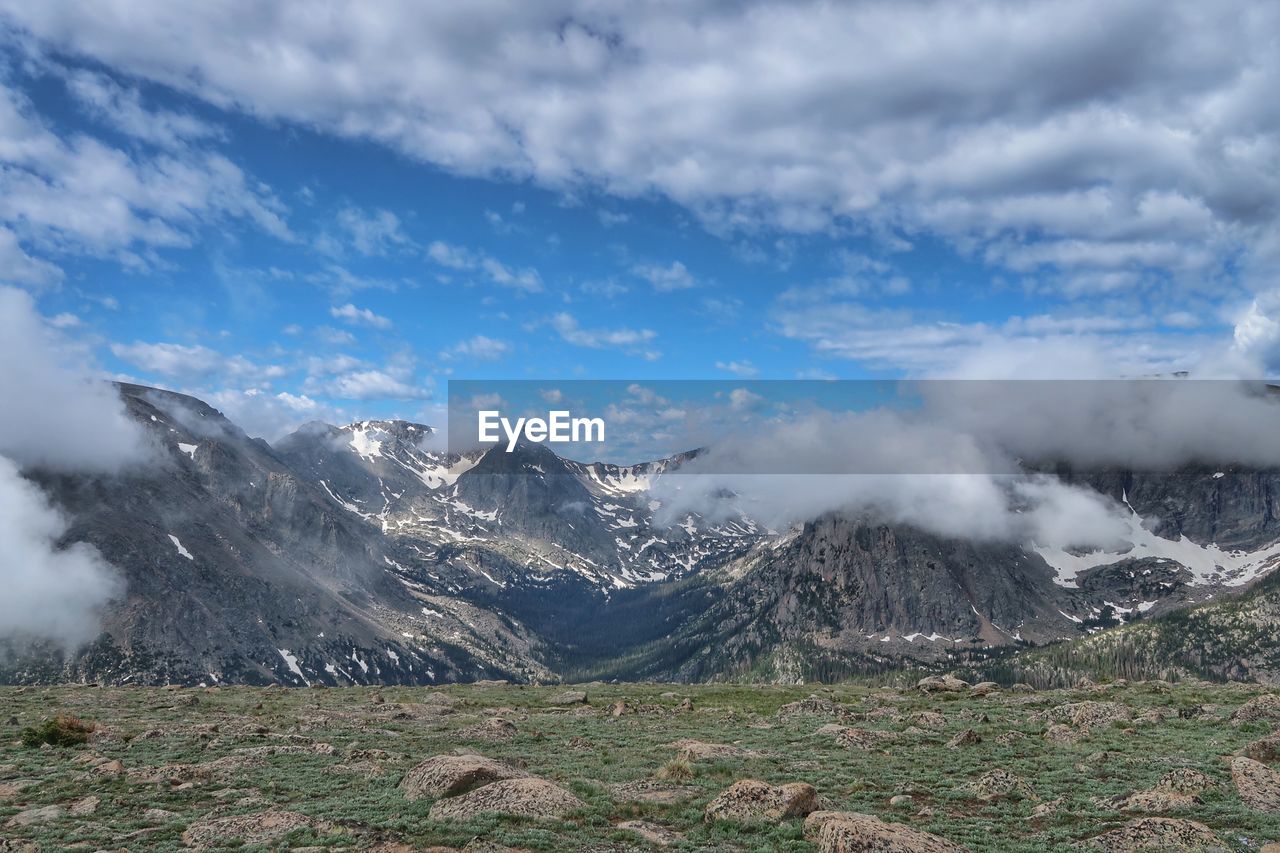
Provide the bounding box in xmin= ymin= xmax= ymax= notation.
xmin=440 ymin=334 xmax=511 ymax=362
xmin=110 ymin=340 xmax=287 ymax=385
xmin=426 ymin=240 xmax=542 ymax=292
xmin=551 ymin=312 xmax=659 ymax=360
xmin=330 ymin=302 xmax=392 ymax=329
xmin=632 ymin=260 xmax=696 ymax=292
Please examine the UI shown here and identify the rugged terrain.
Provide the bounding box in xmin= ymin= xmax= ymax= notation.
xmin=2 ymin=679 xmax=1280 ymax=850
xmin=6 ymin=382 xmax=1280 ymax=686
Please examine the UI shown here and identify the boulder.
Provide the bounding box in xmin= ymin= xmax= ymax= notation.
xmin=916 ymin=675 xmax=969 ymax=694
xmin=835 ymin=728 xmax=899 ymax=750
xmin=804 ymin=810 xmax=968 ymax=852
xmin=181 ymin=811 xmax=324 ymax=850
xmin=1230 ymin=693 xmax=1280 ymax=724
xmin=428 ymin=778 xmax=586 ymax=820
xmin=946 ymin=729 xmax=982 ymax=749
xmin=1240 ymin=730 xmax=1280 ymax=763
xmin=1084 ymin=817 xmax=1226 ymax=851
xmin=970 ymin=682 xmax=1001 ymax=696
xmin=1232 ymin=756 xmax=1280 ymax=811
xmin=549 ymin=690 xmax=587 ymax=705
xmin=966 ymin=768 xmax=1034 ymax=801
xmin=703 ymin=779 xmax=818 ymax=823
xmin=400 ymin=754 xmax=530 ymax=801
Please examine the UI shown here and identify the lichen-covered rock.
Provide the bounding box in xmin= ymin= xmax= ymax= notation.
xmin=804 ymin=810 xmax=968 ymax=852
xmin=835 ymin=727 xmax=899 ymax=750
xmin=1232 ymin=756 xmax=1280 ymax=812
xmin=456 ymin=717 xmax=518 ymax=742
xmin=1084 ymin=817 xmax=1226 ymax=851
xmin=966 ymin=768 xmax=1035 ymax=801
xmin=1230 ymin=694 xmax=1280 ymax=724
xmin=703 ymin=779 xmax=818 ymax=823
xmin=917 ymin=675 xmax=970 ymax=694
xmin=778 ymin=695 xmax=852 ymax=718
xmin=946 ymin=728 xmax=982 ymax=749
xmin=1240 ymin=730 xmax=1280 ymax=763
xmin=399 ymin=754 xmax=529 ymax=801
xmin=181 ymin=811 xmax=325 ymax=850
xmin=427 ymin=778 xmax=586 ymax=820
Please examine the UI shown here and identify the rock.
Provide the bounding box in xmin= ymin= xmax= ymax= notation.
xmin=457 ymin=717 xmax=518 ymax=742
xmin=94 ymin=759 xmax=125 ymax=776
xmin=1232 ymin=756 xmax=1280 ymax=811
xmin=1231 ymin=693 xmax=1280 ymax=724
xmin=1106 ymin=789 xmax=1201 ymax=813
xmin=400 ymin=754 xmax=530 ymax=801
xmin=611 ymin=779 xmax=700 ymax=804
xmin=995 ymin=731 xmax=1028 ymax=746
xmin=703 ymin=779 xmax=817 ymax=823
xmin=907 ymin=711 xmax=946 ymax=730
xmin=144 ymin=807 xmax=177 ymax=820
xmin=966 ymin=768 xmax=1034 ymax=801
xmin=946 ymin=729 xmax=981 ymax=749
xmin=615 ymin=820 xmax=684 ymax=847
xmin=670 ymin=739 xmax=750 ymax=761
xmin=610 ymin=700 xmax=629 ymax=717
xmin=1084 ymin=817 xmax=1226 ymax=851
xmin=1058 ymin=701 xmax=1130 ymax=730
xmin=1044 ymin=723 xmax=1082 ymax=744
xmin=1240 ymin=730 xmax=1280 ymax=763
xmin=69 ymin=796 xmax=99 ymax=816
xmin=916 ymin=675 xmax=969 ymax=694
xmin=778 ymin=695 xmax=850 ymax=717
xmin=835 ymin=727 xmax=899 ymax=750
xmin=1009 ymin=683 xmax=1036 ymax=693
xmin=815 ymin=723 xmax=848 ymax=736
xmin=888 ymin=794 xmax=913 ymax=806
xmin=428 ymin=778 xmax=586 ymax=820
xmin=804 ymin=810 xmax=968 ymax=852
xmin=1031 ymin=797 xmax=1064 ymax=818
xmin=1156 ymin=768 xmax=1214 ymax=794
xmin=181 ymin=810 xmax=324 ymax=849
xmin=550 ymin=690 xmax=587 ymax=705
xmin=970 ymin=682 xmax=1001 ymax=696
xmin=678 ymin=697 xmax=694 ymax=712
xmin=5 ymin=804 xmax=65 ymax=827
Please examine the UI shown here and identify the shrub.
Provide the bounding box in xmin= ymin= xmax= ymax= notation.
xmin=19 ymin=714 xmax=94 ymax=748
xmin=655 ymin=759 xmax=694 ymax=781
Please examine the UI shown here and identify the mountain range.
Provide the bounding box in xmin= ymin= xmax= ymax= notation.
xmin=4 ymin=382 xmax=1280 ymax=686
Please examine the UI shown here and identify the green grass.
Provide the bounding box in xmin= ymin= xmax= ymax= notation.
xmin=0 ymin=680 xmax=1277 ymax=850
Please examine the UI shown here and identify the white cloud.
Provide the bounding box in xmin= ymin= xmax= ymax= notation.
xmin=716 ymin=359 xmax=758 ymax=377
xmin=8 ymin=0 xmax=1278 ymax=296
xmin=110 ymin=340 xmax=287 ymax=384
xmin=551 ymin=312 xmax=659 ymax=360
xmin=64 ymin=68 xmax=223 ymax=149
xmin=304 ymin=369 xmax=430 ymax=400
xmin=426 ymin=240 xmax=542 ymax=292
xmin=440 ymin=334 xmax=510 ymax=362
xmin=319 ymin=205 xmax=409 ymax=256
xmin=632 ymin=260 xmax=696 ymax=292
xmin=330 ymin=302 xmax=392 ymax=329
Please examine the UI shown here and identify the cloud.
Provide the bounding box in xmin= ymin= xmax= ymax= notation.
xmin=426 ymin=241 xmax=542 ymax=292
xmin=716 ymin=360 xmax=758 ymax=377
xmin=0 ymin=456 xmax=124 ymax=649
xmin=63 ymin=68 xmax=223 ymax=149
xmin=330 ymin=302 xmax=392 ymax=329
xmin=440 ymin=334 xmax=510 ymax=362
xmin=632 ymin=260 xmax=696 ymax=292
xmin=110 ymin=340 xmax=287 ymax=384
xmin=0 ymin=285 xmax=145 ymax=648
xmin=551 ymin=312 xmax=659 ymax=359
xmin=304 ymin=369 xmax=430 ymax=400
xmin=200 ymin=388 xmax=334 ymax=441
xmin=319 ymin=205 xmax=410 ymax=256
xmin=0 ymin=286 xmax=150 ymax=472
xmin=9 ymin=0 xmax=1278 ymax=298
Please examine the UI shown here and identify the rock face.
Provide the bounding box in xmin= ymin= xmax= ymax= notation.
xmin=703 ymin=780 xmax=818 ymax=823
xmin=1085 ymin=817 xmax=1227 ymax=851
xmin=1232 ymin=756 xmax=1280 ymax=811
xmin=804 ymin=810 xmax=968 ymax=852
xmin=427 ymin=777 xmax=586 ymax=820
xmin=400 ymin=754 xmax=529 ymax=801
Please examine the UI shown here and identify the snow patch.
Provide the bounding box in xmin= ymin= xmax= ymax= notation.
xmin=168 ymin=534 xmax=193 ymax=561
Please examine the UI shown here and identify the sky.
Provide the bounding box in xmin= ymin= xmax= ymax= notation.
xmin=2 ymin=1 xmax=1280 ymax=443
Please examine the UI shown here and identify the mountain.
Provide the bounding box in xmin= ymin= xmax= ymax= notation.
xmin=5 ymin=382 xmax=1280 ymax=686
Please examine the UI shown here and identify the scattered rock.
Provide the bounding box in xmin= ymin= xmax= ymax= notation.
xmin=1156 ymin=768 xmax=1215 ymax=794
xmin=456 ymin=717 xmax=518 ymax=742
xmin=946 ymin=729 xmax=982 ymax=749
xmin=94 ymin=759 xmax=125 ymax=776
xmin=1240 ymin=730 xmax=1280 ymax=763
xmin=1084 ymin=817 xmax=1226 ymax=851
xmin=703 ymin=779 xmax=817 ymax=823
xmin=889 ymin=794 xmax=913 ymax=807
xmin=835 ymin=727 xmax=899 ymax=750
xmin=670 ymin=739 xmax=751 ymax=761
xmin=69 ymin=795 xmax=99 ymax=816
xmin=778 ymin=695 xmax=851 ymax=718
xmin=907 ymin=711 xmax=946 ymax=730
xmin=1044 ymin=723 xmax=1082 ymax=744
xmin=428 ymin=778 xmax=586 ymax=820
xmin=1232 ymin=756 xmax=1280 ymax=811
xmin=1031 ymin=797 xmax=1064 ymax=818
xmin=996 ymin=731 xmax=1028 ymax=746
xmin=400 ymin=754 xmax=530 ymax=801
xmin=970 ymin=682 xmax=1001 ymax=696
xmin=549 ymin=690 xmax=587 ymax=705
xmin=1230 ymin=694 xmax=1280 ymax=724
xmin=678 ymin=697 xmax=694 ymax=712
xmin=609 ymin=700 xmax=629 ymax=717
xmin=181 ymin=810 xmax=324 ymax=849
xmin=5 ymin=804 xmax=65 ymax=828
xmin=611 ymin=779 xmax=700 ymax=804
xmin=804 ymin=810 xmax=968 ymax=852
xmin=916 ymin=675 xmax=970 ymax=694
xmin=966 ymin=768 xmax=1034 ymax=801
xmin=615 ymin=820 xmax=684 ymax=847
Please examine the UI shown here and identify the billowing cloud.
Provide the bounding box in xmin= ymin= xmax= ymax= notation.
xmin=6 ymin=0 xmax=1277 ymax=296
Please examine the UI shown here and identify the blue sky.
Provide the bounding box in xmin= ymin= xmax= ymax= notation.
xmin=2 ymin=2 xmax=1279 ymax=441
